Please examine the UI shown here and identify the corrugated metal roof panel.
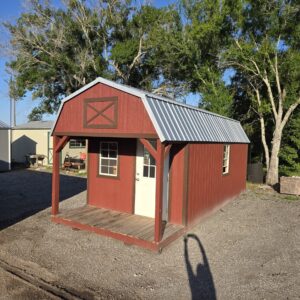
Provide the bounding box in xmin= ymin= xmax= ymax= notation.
xmin=0 ymin=120 xmax=10 ymax=128
xmin=13 ymin=121 xmax=53 ymax=129
xmin=145 ymin=96 xmax=250 ymax=143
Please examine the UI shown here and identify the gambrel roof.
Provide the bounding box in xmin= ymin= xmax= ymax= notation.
xmin=52 ymin=77 xmax=250 ymax=143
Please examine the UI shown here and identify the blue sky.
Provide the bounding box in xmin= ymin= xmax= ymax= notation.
xmin=0 ymin=0 xmax=198 ymax=126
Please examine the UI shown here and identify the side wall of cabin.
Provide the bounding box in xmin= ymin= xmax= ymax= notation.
xmin=186 ymin=143 xmax=248 ymax=225
xmin=168 ymin=144 xmax=186 ymax=225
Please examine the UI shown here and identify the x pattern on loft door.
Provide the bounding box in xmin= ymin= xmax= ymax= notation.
xmin=83 ymin=97 xmax=118 ymax=129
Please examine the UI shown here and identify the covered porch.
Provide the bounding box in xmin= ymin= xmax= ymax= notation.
xmin=51 ymin=135 xmax=181 ymax=251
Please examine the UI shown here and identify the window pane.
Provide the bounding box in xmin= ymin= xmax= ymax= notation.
xmin=150 ymin=166 xmax=155 ymax=178
xmin=110 ymin=143 xmax=117 ymax=150
xmin=144 ymin=148 xmax=150 ymax=163
xmin=109 ymin=166 xmax=117 ymax=175
xmin=143 ymin=166 xmax=149 ymax=177
xmin=109 ymin=159 xmax=117 ymax=167
xmin=149 ymin=155 xmax=155 ymax=166
xmin=101 ymin=158 xmax=109 ymax=166
xmin=101 ymin=166 xmax=108 ymax=174
xmin=101 ymin=142 xmax=109 ymax=150
xmin=101 ymin=150 xmax=108 ymax=157
xmin=110 ymin=151 xmax=117 ymax=158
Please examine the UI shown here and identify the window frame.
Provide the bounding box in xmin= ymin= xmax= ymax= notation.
xmin=98 ymin=141 xmax=119 ymax=178
xmin=222 ymin=144 xmax=230 ymax=175
xmin=69 ymin=138 xmax=86 ymax=149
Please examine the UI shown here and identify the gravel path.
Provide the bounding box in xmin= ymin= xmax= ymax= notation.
xmin=0 ymin=170 xmax=299 ymax=299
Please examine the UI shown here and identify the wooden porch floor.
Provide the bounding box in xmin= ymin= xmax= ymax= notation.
xmin=52 ymin=205 xmax=185 ymax=251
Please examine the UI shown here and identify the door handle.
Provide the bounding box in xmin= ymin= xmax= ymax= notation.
xmin=136 ymin=178 xmax=140 ymax=181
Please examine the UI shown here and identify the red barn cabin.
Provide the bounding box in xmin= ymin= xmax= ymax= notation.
xmin=51 ymin=77 xmax=249 ymax=252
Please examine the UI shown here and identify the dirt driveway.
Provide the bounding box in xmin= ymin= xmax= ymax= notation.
xmin=0 ymin=169 xmax=299 ymax=299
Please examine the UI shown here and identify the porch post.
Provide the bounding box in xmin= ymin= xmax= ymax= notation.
xmin=154 ymin=139 xmax=165 ymax=243
xmin=51 ymin=135 xmax=60 ymax=215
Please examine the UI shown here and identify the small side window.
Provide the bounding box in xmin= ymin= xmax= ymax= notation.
xmin=69 ymin=139 xmax=86 ymax=148
xmin=222 ymin=144 xmax=230 ymax=174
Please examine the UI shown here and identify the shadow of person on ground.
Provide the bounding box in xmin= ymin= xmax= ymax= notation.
xmin=0 ymin=169 xmax=86 ymax=229
xmin=184 ymin=234 xmax=216 ymax=300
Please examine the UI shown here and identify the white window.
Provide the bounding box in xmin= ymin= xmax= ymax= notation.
xmin=99 ymin=142 xmax=118 ymax=176
xmin=143 ymin=140 xmax=156 ymax=178
xmin=222 ymin=144 xmax=230 ymax=174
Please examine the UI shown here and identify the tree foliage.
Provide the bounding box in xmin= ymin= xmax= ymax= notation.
xmin=3 ymin=0 xmax=300 ymax=182
xmin=4 ymin=0 xmax=182 ymax=119
xmin=222 ymin=0 xmax=300 ymax=184
xmin=280 ymin=110 xmax=300 ymax=176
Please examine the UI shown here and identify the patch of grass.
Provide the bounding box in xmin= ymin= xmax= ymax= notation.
xmin=280 ymin=194 xmax=300 ymax=201
xmin=76 ymin=171 xmax=87 ymax=177
xmin=246 ymin=182 xmax=262 ymax=190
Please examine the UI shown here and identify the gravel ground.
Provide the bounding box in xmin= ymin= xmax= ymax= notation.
xmin=0 ymin=169 xmax=299 ymax=299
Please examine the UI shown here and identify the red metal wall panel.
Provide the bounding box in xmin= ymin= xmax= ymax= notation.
xmin=53 ymin=83 xmax=157 ymax=136
xmin=87 ymin=138 xmax=136 ymax=213
xmin=168 ymin=144 xmax=186 ymax=225
xmin=187 ymin=143 xmax=248 ymax=224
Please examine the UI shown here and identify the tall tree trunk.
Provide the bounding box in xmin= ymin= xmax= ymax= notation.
xmin=266 ymin=127 xmax=282 ymax=186
xmin=259 ymin=115 xmax=270 ymax=170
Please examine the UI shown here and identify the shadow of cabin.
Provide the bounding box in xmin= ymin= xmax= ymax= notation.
xmin=11 ymin=135 xmax=37 ymax=164
xmin=0 ymin=160 xmax=10 ymax=172
xmin=0 ymin=170 xmax=86 ymax=230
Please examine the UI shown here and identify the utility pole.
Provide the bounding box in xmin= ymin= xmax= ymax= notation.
xmin=9 ymin=77 xmax=16 ymax=127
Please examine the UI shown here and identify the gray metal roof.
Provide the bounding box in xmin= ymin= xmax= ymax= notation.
xmin=0 ymin=120 xmax=10 ymax=129
xmin=52 ymin=77 xmax=250 ymax=143
xmin=145 ymin=96 xmax=250 ymax=143
xmin=13 ymin=121 xmax=53 ymax=129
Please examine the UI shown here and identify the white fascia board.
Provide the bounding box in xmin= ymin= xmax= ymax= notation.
xmin=141 ymin=95 xmax=165 ymax=142
xmin=97 ymin=77 xmax=145 ymax=98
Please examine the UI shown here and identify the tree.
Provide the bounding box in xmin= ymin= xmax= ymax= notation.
xmin=175 ymin=0 xmax=240 ymax=116
xmin=4 ymin=0 xmax=108 ymax=119
xmin=280 ymin=110 xmax=300 ymax=176
xmin=222 ymin=0 xmax=300 ymax=185
xmin=4 ymin=0 xmax=181 ymax=119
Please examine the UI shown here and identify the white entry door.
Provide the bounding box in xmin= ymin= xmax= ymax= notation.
xmin=135 ymin=141 xmax=156 ymax=218
xmin=134 ymin=140 xmax=169 ymax=220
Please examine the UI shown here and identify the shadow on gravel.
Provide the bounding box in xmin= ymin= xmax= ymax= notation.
xmin=0 ymin=170 xmax=86 ymax=230
xmin=184 ymin=234 xmax=216 ymax=300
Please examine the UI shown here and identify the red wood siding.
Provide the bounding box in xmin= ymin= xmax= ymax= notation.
xmin=168 ymin=144 xmax=186 ymax=225
xmin=54 ymin=83 xmax=157 ymax=136
xmin=87 ymin=138 xmax=136 ymax=213
xmin=187 ymin=143 xmax=248 ymax=224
